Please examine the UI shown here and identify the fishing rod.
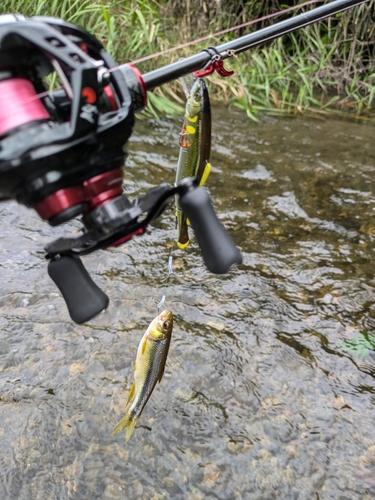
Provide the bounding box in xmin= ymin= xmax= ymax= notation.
xmin=142 ymin=0 xmax=370 ymax=90
xmin=0 ymin=0 xmax=369 ymax=323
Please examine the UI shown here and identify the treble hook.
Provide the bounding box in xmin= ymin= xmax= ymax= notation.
xmin=157 ymin=295 xmax=166 ymax=313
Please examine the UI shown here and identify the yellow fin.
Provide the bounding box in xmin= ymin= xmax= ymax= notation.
xmin=125 ymin=382 xmax=136 ymax=407
xmin=141 ymin=337 xmax=148 ymax=355
xmin=186 ymin=219 xmax=190 ymax=226
xmin=124 ymin=417 xmax=137 ymax=443
xmin=199 ymin=162 xmax=211 ymax=186
xmin=177 ymin=240 xmax=189 ymax=249
xmin=112 ymin=412 xmax=138 ymax=443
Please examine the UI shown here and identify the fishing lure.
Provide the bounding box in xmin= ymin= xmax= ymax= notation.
xmin=175 ymin=77 xmax=212 ymax=249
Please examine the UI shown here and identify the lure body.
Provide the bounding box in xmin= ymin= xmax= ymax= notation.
xmin=112 ymin=310 xmax=173 ymax=443
xmin=175 ymin=78 xmax=211 ymax=249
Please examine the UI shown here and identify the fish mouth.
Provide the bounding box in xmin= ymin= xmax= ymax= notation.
xmin=158 ymin=310 xmax=173 ymax=331
xmin=159 ymin=309 xmax=173 ymax=320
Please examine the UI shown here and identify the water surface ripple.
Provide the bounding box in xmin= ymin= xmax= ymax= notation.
xmin=1 ymin=109 xmax=375 ymax=499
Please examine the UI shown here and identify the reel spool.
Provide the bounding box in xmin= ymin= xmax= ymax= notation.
xmin=0 ymin=14 xmax=146 ymax=227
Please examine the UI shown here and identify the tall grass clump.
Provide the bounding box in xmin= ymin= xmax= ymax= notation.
xmin=1 ymin=0 xmax=117 ymax=50
xmin=207 ymin=1 xmax=375 ymax=118
xmin=1 ymin=0 xmax=375 ymax=118
xmin=0 ymin=0 xmax=181 ymax=117
xmin=0 ymin=0 xmax=165 ymax=65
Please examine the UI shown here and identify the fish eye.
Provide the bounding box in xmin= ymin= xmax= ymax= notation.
xmin=163 ymin=320 xmax=170 ymax=330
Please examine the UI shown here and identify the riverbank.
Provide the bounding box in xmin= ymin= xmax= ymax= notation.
xmin=1 ymin=0 xmax=375 ymax=118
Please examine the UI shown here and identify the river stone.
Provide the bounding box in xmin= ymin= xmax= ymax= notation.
xmin=259 ymin=448 xmax=272 ymax=460
xmin=285 ymin=443 xmax=299 ymax=459
xmin=311 ymin=469 xmax=326 ymax=489
xmin=188 ymin=487 xmax=204 ymax=500
xmin=102 ymin=484 xmax=121 ymax=500
xmin=201 ymin=463 xmax=221 ymax=488
xmin=263 ymin=420 xmax=297 ymax=443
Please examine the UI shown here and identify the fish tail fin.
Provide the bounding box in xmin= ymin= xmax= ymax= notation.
xmin=112 ymin=412 xmax=138 ymax=443
xmin=124 ymin=417 xmax=138 ymax=443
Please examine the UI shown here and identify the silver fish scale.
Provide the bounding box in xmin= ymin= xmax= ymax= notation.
xmin=130 ymin=336 xmax=171 ymax=419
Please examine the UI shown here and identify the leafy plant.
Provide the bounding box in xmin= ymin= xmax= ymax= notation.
xmin=341 ymin=333 xmax=375 ymax=359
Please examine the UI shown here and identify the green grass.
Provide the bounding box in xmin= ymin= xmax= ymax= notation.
xmin=210 ymin=25 xmax=375 ymax=120
xmin=0 ymin=0 xmax=178 ymax=117
xmin=1 ymin=0 xmax=375 ymax=119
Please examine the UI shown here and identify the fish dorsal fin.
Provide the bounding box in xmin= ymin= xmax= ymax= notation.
xmin=126 ymin=382 xmax=136 ymax=407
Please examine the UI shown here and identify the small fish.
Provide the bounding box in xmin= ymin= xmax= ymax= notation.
xmin=175 ymin=77 xmax=211 ymax=249
xmin=112 ymin=310 xmax=173 ymax=443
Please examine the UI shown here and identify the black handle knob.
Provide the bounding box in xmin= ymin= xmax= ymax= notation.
xmin=48 ymin=255 xmax=109 ymax=324
xmin=179 ymin=186 xmax=242 ymax=274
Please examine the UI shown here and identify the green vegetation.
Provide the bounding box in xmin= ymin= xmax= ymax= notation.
xmin=1 ymin=0 xmax=375 ymax=118
xmin=341 ymin=333 xmax=375 ymax=359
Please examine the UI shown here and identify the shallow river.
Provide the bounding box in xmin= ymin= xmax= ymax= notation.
xmin=1 ymin=107 xmax=375 ymax=499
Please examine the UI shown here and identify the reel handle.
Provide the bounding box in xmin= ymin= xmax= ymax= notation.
xmin=179 ymin=185 xmax=242 ymax=274
xmin=48 ymin=255 xmax=109 ymax=324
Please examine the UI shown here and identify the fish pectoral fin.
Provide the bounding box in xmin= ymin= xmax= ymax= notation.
xmin=125 ymin=382 xmax=136 ymax=407
xmin=199 ymin=162 xmax=211 ymax=186
xmin=141 ymin=337 xmax=148 ymax=355
xmin=112 ymin=412 xmax=138 ymax=443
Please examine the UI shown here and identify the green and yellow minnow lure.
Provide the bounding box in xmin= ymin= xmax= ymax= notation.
xmin=175 ymin=77 xmax=211 ymax=249
xmin=112 ymin=310 xmax=173 ymax=443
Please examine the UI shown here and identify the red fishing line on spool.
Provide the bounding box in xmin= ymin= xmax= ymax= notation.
xmin=0 ymin=78 xmax=49 ymax=136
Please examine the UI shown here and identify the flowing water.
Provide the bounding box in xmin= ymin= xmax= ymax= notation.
xmin=1 ymin=108 xmax=375 ymax=499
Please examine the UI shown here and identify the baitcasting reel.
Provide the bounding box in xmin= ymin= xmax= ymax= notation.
xmin=0 ymin=15 xmax=242 ymax=324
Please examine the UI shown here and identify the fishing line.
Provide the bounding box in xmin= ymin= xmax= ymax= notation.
xmin=153 ymin=253 xmax=176 ymax=312
xmin=154 ymin=245 xmax=187 ymax=312
xmin=157 ymin=295 xmax=166 ymax=313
